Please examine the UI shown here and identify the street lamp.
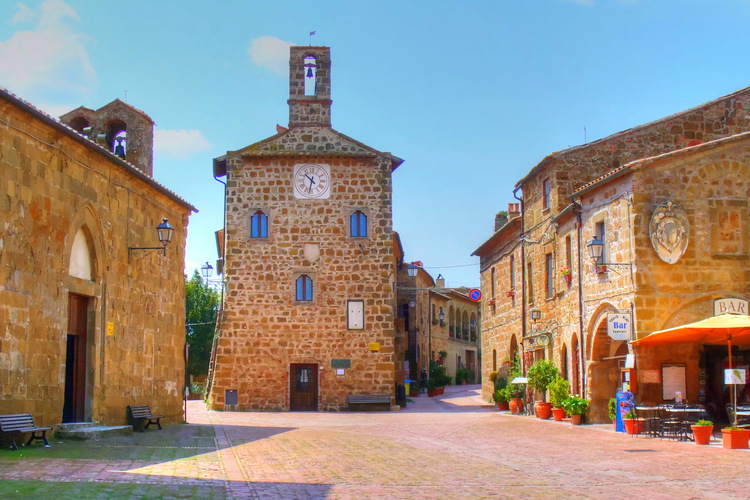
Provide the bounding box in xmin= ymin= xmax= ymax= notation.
xmin=129 ymin=218 xmax=174 ymax=257
xmin=407 ymin=263 xmax=419 ymax=277
xmin=530 ymin=307 xmax=542 ymax=322
xmin=586 ymin=237 xmax=632 ymax=270
xmin=201 ymin=261 xmax=214 ymax=279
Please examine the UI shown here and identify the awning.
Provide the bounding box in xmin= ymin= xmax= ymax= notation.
xmin=631 ymin=314 xmax=750 ymax=347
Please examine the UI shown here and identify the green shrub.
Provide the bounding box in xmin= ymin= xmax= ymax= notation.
xmin=527 ymin=360 xmax=560 ymax=402
xmin=548 ymin=377 xmax=570 ymax=408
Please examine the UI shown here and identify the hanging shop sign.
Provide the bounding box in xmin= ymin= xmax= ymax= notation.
xmin=607 ymin=312 xmax=632 ymax=341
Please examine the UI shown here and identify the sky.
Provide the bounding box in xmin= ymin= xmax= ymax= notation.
xmin=3 ymin=0 xmax=750 ymax=288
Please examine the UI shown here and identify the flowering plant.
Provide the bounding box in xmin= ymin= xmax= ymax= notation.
xmin=559 ymin=266 xmax=571 ymax=276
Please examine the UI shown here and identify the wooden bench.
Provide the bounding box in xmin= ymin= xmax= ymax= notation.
xmin=127 ymin=405 xmax=165 ymax=432
xmin=0 ymin=413 xmax=51 ymax=450
xmin=346 ymin=394 xmax=391 ymax=411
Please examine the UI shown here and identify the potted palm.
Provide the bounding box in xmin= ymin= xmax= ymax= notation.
xmin=527 ymin=360 xmax=560 ymax=420
xmin=548 ymin=376 xmax=570 ymax=422
xmin=691 ymin=419 xmax=714 ymax=445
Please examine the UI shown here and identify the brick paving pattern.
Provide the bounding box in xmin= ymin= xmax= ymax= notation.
xmin=1 ymin=385 xmax=749 ymax=499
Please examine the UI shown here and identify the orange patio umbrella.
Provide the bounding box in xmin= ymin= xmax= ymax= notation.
xmin=632 ymin=314 xmax=750 ymax=352
xmin=632 ymin=314 xmax=750 ymax=418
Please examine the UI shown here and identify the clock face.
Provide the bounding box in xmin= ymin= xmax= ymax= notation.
xmin=293 ymin=163 xmax=331 ymax=199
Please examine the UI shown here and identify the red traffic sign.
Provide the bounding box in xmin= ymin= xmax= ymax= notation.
xmin=469 ymin=288 xmax=482 ymax=302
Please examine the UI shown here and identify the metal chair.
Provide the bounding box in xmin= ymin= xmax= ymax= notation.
xmin=658 ymin=405 xmax=684 ymax=441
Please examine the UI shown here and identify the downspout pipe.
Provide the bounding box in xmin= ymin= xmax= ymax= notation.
xmin=572 ymin=200 xmax=587 ymax=398
xmin=513 ymin=187 xmax=526 ymax=373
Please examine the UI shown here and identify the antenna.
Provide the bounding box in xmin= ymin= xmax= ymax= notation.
xmin=584 ymin=125 xmax=587 ymax=143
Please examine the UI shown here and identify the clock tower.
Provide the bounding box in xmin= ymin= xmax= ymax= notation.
xmin=208 ymin=46 xmax=404 ymax=411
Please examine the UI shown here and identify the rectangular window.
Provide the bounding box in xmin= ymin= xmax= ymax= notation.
xmin=545 ymin=253 xmax=553 ymax=299
xmin=350 ymin=211 xmax=368 ymax=238
xmin=490 ymin=267 xmax=496 ymax=297
xmin=509 ymin=255 xmax=516 ymax=289
xmin=595 ymin=221 xmax=606 ymax=263
xmin=527 ymin=262 xmax=534 ymax=303
xmin=543 ymin=178 xmax=551 ymax=210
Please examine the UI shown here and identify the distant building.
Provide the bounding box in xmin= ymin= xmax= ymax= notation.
xmin=474 ymin=87 xmax=750 ymax=421
xmin=207 ymin=46 xmax=404 ymax=411
xmin=0 ymin=87 xmax=195 ymax=427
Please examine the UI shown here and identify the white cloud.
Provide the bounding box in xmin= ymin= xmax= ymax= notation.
xmin=247 ymin=36 xmax=293 ymax=75
xmin=154 ymin=129 xmax=211 ymax=158
xmin=0 ymin=0 xmax=96 ymax=103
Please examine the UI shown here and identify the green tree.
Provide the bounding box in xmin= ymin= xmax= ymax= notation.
xmin=185 ymin=270 xmax=220 ymax=378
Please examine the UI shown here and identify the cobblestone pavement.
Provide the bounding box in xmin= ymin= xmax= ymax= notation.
xmin=1 ymin=385 xmax=750 ymax=499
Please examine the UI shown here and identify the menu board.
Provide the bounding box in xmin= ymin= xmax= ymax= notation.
xmin=662 ymin=364 xmax=686 ymax=401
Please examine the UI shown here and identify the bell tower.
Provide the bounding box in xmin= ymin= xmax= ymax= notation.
xmin=288 ymin=46 xmax=332 ymax=128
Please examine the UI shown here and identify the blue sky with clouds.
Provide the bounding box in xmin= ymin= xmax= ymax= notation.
xmin=2 ymin=0 xmax=750 ymax=287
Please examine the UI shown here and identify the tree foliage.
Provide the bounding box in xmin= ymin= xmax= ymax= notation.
xmin=185 ymin=270 xmax=220 ymax=378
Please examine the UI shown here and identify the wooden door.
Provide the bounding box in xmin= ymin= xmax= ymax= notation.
xmin=290 ymin=363 xmax=318 ymax=411
xmin=63 ymin=294 xmax=88 ymax=422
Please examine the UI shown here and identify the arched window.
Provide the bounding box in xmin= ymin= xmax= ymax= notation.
xmin=350 ymin=211 xmax=367 ymax=237
xmin=296 ymin=275 xmax=313 ymax=301
xmin=251 ymin=210 xmax=268 ymax=238
xmin=304 ymin=55 xmax=317 ymax=96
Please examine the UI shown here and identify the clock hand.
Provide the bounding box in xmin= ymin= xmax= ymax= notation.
xmin=306 ymin=175 xmax=316 ymax=193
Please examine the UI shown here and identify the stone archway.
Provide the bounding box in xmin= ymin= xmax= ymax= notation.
xmin=587 ymin=310 xmax=627 ymax=423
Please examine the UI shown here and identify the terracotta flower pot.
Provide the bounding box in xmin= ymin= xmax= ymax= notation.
xmin=691 ymin=425 xmax=714 ymax=445
xmin=509 ymin=398 xmax=524 ymax=414
xmin=551 ymin=407 xmax=566 ymax=422
xmin=535 ymin=401 xmax=553 ymax=420
xmin=722 ymin=428 xmax=750 ymax=449
xmin=562 ymin=274 xmax=572 ymax=284
xmin=497 ymin=402 xmax=509 ymax=411
xmin=624 ymin=419 xmax=643 ymax=435
xmin=427 ymin=389 xmax=438 ymax=398
xmin=570 ymin=414 xmax=583 ymax=425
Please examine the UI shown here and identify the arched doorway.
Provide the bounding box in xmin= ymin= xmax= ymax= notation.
xmin=587 ymin=314 xmax=628 ymax=423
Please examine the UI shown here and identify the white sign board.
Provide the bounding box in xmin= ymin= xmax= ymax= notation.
xmin=607 ymin=312 xmax=632 ymax=341
xmin=725 ymin=368 xmax=747 ymax=385
xmin=715 ymin=298 xmax=749 ymax=316
xmin=347 ymin=300 xmax=364 ymax=330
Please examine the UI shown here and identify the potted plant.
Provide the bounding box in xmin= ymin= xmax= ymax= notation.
xmin=426 ymin=377 xmax=439 ymax=397
xmin=456 ymin=368 xmax=470 ymax=385
xmin=493 ymin=388 xmax=509 ymax=411
xmin=691 ymin=419 xmax=714 ymax=445
xmin=561 ymin=396 xmax=589 ymax=425
xmin=608 ymin=398 xmax=617 ymax=426
xmin=527 ymin=360 xmax=560 ymax=419
xmin=560 ymin=266 xmax=572 ymax=284
xmin=721 ymin=426 xmax=750 ymax=449
xmin=548 ymin=376 xmax=570 ymax=422
xmin=622 ymin=410 xmax=643 ymax=435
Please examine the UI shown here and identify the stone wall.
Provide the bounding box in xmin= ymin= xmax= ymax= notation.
xmin=0 ymin=92 xmax=191 ymax=427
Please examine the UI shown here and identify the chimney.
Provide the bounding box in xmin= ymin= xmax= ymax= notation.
xmin=494 ymin=212 xmax=508 ymax=231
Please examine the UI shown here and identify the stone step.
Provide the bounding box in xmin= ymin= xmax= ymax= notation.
xmin=56 ymin=422 xmax=101 ymax=431
xmin=54 ymin=425 xmax=133 ymax=440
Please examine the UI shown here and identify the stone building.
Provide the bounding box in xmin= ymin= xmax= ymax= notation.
xmin=0 ymin=87 xmax=195 ymax=428
xmin=474 ymin=86 xmax=750 ymax=421
xmin=394 ymin=260 xmax=480 ymax=385
xmin=207 ymin=46 xmax=404 ymax=411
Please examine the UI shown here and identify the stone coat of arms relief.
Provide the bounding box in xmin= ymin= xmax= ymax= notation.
xmin=649 ymin=201 xmax=690 ymax=264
